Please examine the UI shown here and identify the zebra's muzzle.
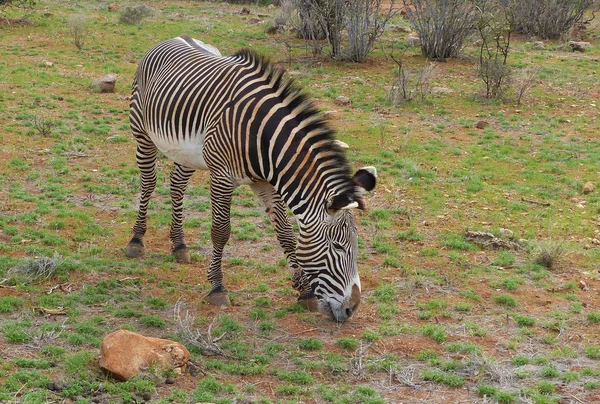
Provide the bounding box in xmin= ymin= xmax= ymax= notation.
xmin=319 ymin=284 xmax=361 ymax=322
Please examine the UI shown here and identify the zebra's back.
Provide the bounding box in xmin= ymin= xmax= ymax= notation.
xmin=131 ymin=37 xmax=240 ymax=170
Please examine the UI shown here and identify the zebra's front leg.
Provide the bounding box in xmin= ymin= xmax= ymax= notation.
xmin=250 ymin=182 xmax=318 ymax=312
xmin=127 ymin=143 xmax=158 ymax=258
xmin=169 ymin=163 xmax=195 ymax=263
xmin=205 ymin=175 xmax=234 ymax=307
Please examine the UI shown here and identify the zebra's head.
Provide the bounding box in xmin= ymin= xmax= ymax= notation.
xmin=297 ymin=166 xmax=377 ymax=322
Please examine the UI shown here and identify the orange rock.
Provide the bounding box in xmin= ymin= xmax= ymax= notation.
xmin=583 ymin=181 xmax=595 ymax=194
xmin=99 ymin=330 xmax=189 ymax=381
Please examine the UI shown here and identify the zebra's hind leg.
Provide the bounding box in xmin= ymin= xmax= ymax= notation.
xmin=205 ymin=174 xmax=234 ymax=307
xmin=250 ymin=182 xmax=318 ymax=312
xmin=169 ymin=163 xmax=196 ymax=263
xmin=127 ymin=143 xmax=158 ymax=258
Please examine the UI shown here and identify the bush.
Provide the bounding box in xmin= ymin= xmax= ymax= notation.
xmin=68 ymin=15 xmax=89 ymax=50
xmin=293 ymin=0 xmax=396 ymax=62
xmin=119 ymin=3 xmax=154 ymax=25
xmin=503 ymin=0 xmax=594 ymax=39
xmin=387 ymin=46 xmax=436 ymax=105
xmin=0 ymin=0 xmax=35 ymax=19
xmin=403 ymin=0 xmax=478 ymax=60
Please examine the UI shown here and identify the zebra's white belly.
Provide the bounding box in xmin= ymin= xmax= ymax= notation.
xmin=153 ymin=135 xmax=209 ymax=170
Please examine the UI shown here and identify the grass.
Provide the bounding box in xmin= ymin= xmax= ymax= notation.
xmin=1 ymin=1 xmax=600 ymax=403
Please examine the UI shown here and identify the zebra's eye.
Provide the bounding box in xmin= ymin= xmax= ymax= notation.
xmin=332 ymin=242 xmax=344 ymax=251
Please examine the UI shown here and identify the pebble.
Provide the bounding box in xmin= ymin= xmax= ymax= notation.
xmin=165 ymin=377 xmax=176 ymax=384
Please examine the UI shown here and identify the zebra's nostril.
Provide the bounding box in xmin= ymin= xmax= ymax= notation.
xmin=345 ymin=307 xmax=353 ymax=318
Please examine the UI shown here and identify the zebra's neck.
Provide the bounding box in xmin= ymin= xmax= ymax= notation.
xmin=224 ymin=50 xmax=355 ymax=222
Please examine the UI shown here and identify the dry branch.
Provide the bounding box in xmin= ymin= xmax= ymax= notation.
xmin=465 ymin=231 xmax=523 ymax=250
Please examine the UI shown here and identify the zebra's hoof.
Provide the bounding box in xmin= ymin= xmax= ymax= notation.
xmin=126 ymin=240 xmax=145 ymax=258
xmin=172 ymin=245 xmax=191 ymax=263
xmin=206 ymin=292 xmax=231 ymax=307
xmin=298 ymin=296 xmax=319 ymax=312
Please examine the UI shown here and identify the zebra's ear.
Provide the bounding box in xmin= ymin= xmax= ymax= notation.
xmin=328 ymin=193 xmax=356 ymax=213
xmin=353 ymin=166 xmax=377 ymax=194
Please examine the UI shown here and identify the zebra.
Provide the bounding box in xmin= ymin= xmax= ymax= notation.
xmin=125 ymin=36 xmax=377 ymax=321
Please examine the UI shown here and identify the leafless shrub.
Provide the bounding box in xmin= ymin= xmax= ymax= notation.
xmin=293 ymin=0 xmax=396 ymax=61
xmin=403 ymin=0 xmax=478 ymax=60
xmin=343 ymin=0 xmax=397 ymax=62
xmin=119 ymin=3 xmax=154 ymax=25
xmin=26 ymin=319 xmax=67 ymax=349
xmin=173 ymin=299 xmax=227 ymax=357
xmin=514 ymin=65 xmax=541 ymax=107
xmin=68 ymin=15 xmax=89 ymax=50
xmin=502 ymin=0 xmax=595 ymax=40
xmin=475 ymin=0 xmax=512 ymax=99
xmin=32 ymin=114 xmax=56 ymax=137
xmin=10 ymin=253 xmax=64 ymax=283
xmin=0 ymin=0 xmax=35 ymax=21
xmin=387 ymin=46 xmax=436 ymax=105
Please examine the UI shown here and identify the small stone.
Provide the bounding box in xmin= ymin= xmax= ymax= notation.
xmin=47 ymin=382 xmax=55 ymax=391
xmin=248 ymin=18 xmax=261 ymax=24
xmin=499 ymin=228 xmax=513 ymax=238
xmin=90 ymin=74 xmax=117 ymax=93
xmin=431 ymin=87 xmax=454 ymax=94
xmin=583 ymin=181 xmax=595 ymax=194
xmin=335 ymin=96 xmax=351 ymax=106
xmin=407 ymin=35 xmax=420 ymax=47
xmin=592 ymin=238 xmax=600 ymax=245
xmin=580 ymin=280 xmax=588 ymax=290
xmin=240 ymin=7 xmax=250 ymax=15
xmin=475 ymin=120 xmax=489 ymax=129
xmin=108 ymin=3 xmax=120 ymax=12
xmin=44 ymin=61 xmax=54 ymax=67
xmin=165 ymin=377 xmax=176 ymax=384
xmin=532 ymin=41 xmax=545 ymax=50
xmin=265 ymin=25 xmax=279 ymax=35
xmin=569 ymin=41 xmax=591 ymax=52
xmin=142 ymin=392 xmax=152 ymax=401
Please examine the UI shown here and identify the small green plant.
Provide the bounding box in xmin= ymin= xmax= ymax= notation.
xmin=513 ymin=313 xmax=536 ymax=327
xmin=140 ymin=315 xmax=166 ymax=328
xmin=444 ymin=341 xmax=481 ymax=355
xmin=361 ymin=329 xmax=380 ymax=342
xmin=147 ymin=297 xmax=168 ymax=309
xmin=421 ymin=324 xmax=447 ymax=343
xmin=249 ymin=308 xmax=268 ymax=321
xmin=337 ymin=337 xmax=359 ymax=350
xmin=119 ymin=3 xmax=154 ymax=25
xmin=476 ymin=384 xmax=498 ymax=397
xmin=299 ymin=338 xmax=323 ymax=351
xmin=584 ymin=345 xmax=600 ymax=359
xmin=396 ymin=227 xmax=424 ymax=241
xmin=493 ymin=294 xmax=518 ymax=308
xmin=420 ymin=369 xmax=464 ymax=387
xmin=0 ymin=296 xmax=24 ymax=313
xmin=540 ymin=365 xmax=559 ymax=378
xmin=494 ymin=390 xmax=517 ymax=403
xmin=587 ymin=312 xmax=600 ymax=323
xmin=511 ymin=355 xmax=530 ymax=366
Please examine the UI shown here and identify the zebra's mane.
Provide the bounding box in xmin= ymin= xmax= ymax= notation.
xmin=232 ymin=48 xmax=360 ymax=207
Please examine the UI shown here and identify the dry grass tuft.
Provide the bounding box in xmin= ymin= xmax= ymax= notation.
xmin=532 ymin=241 xmax=565 ymax=270
xmin=10 ymin=253 xmax=64 ymax=283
